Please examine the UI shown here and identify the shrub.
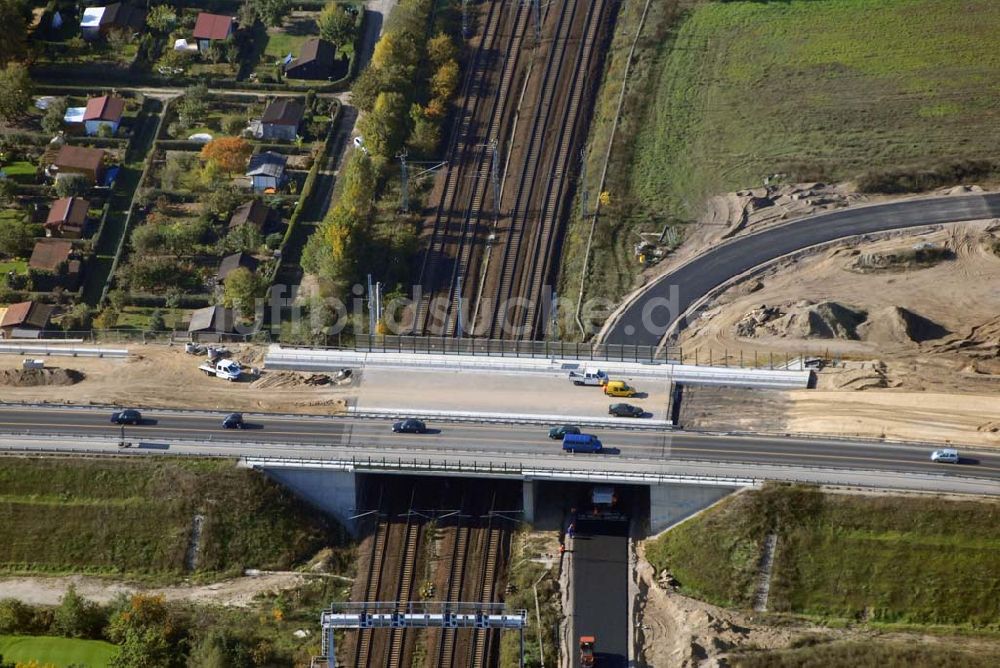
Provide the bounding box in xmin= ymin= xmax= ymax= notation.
xmin=41 ymin=97 xmax=68 ymax=135
xmin=265 ymin=232 xmax=283 ymax=250
xmin=857 ymin=159 xmax=998 ymax=194
xmin=55 ymin=174 xmax=91 ymax=198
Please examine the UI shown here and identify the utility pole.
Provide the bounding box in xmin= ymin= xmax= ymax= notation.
xmin=456 ymin=276 xmax=464 ymax=339
xmin=462 ymin=0 xmax=471 ymax=38
xmin=579 ymin=147 xmax=588 ymax=219
xmin=489 ymin=138 xmax=500 ymax=227
xmin=397 ymin=149 xmax=409 ymax=213
xmin=366 ymin=274 xmax=375 ymax=335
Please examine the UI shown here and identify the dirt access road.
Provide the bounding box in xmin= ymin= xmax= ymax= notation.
xmin=0 ymin=572 xmax=320 ymax=608
xmin=673 ymin=221 xmax=1000 ymax=446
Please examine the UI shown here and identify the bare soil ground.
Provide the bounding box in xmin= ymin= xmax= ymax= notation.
xmin=677 ymin=386 xmax=788 ymax=432
xmin=635 ymin=539 xmax=1000 ymax=667
xmin=675 ymin=220 xmax=1000 ymax=446
xmin=0 ymin=572 xmax=313 ymax=608
xmin=0 ymin=345 xmax=351 ymax=413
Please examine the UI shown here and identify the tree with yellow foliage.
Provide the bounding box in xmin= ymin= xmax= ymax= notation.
xmin=200 ymin=137 xmax=252 ymax=174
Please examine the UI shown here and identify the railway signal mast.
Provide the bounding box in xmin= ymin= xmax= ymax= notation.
xmin=315 ymin=601 xmax=527 ymax=668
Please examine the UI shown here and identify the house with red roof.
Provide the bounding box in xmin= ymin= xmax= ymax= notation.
xmin=44 ymin=197 xmax=91 ymax=239
xmin=193 ymin=13 xmax=235 ymax=52
xmin=0 ymin=301 xmax=54 ymax=339
xmin=83 ymin=96 xmax=125 ymax=136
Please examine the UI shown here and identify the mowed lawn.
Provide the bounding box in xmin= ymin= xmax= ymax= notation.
xmin=630 ymin=0 xmax=1000 ymax=218
xmin=0 ymin=635 xmax=117 ymax=667
xmin=646 ymin=486 xmax=1000 ymax=628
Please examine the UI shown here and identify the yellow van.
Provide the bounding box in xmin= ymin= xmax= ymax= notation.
xmin=603 ymin=380 xmax=636 ymax=397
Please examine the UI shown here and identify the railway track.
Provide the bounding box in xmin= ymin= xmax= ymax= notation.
xmin=519 ymin=0 xmax=609 ymax=337
xmin=353 ymin=509 xmax=389 ymax=667
xmin=470 ymin=521 xmax=505 ymax=668
xmin=412 ymin=0 xmax=612 ymax=342
xmin=385 ymin=509 xmax=422 ymax=668
xmin=440 ymin=1 xmax=531 ymax=337
xmin=435 ymin=497 xmax=473 ymax=667
xmin=485 ymin=0 xmax=581 ymax=338
xmin=415 ymin=0 xmax=512 ymax=334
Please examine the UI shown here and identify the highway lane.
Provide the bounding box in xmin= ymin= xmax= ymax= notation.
xmin=1 ymin=405 xmax=999 ymax=483
xmin=602 ymin=192 xmax=1000 ymax=346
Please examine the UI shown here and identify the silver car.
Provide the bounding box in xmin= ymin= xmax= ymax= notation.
xmin=930 ymin=448 xmax=959 ymax=464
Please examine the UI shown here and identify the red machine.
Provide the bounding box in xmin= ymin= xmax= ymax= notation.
xmin=579 ymin=635 xmax=596 ymax=667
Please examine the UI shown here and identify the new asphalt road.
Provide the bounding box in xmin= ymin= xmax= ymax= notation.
xmin=1 ymin=405 xmax=999 ymax=486
xmin=602 ymin=193 xmax=1000 ymax=347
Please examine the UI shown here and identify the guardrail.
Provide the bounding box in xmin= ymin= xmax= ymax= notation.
xmin=1 ymin=438 xmax=997 ymax=494
xmin=348 ymin=407 xmax=673 ymax=430
xmin=0 ymin=344 xmax=128 ymax=358
xmin=241 ymin=455 xmax=757 ymax=487
xmin=265 ymin=346 xmax=812 ymax=389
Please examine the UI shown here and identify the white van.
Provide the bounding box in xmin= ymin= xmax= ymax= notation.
xmin=930 ymin=448 xmax=959 ymax=464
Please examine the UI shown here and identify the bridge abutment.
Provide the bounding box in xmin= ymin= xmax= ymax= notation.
xmin=522 ymin=479 xmax=536 ymax=524
xmin=648 ymin=483 xmax=737 ymax=535
xmin=261 ymin=468 xmax=360 ymax=537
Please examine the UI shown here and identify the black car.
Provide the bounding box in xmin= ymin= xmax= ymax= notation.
xmin=392 ymin=418 xmax=427 ymax=434
xmin=608 ymin=403 xmax=644 ymax=418
xmin=548 ymin=425 xmax=581 ymax=440
xmin=222 ymin=413 xmax=245 ymax=429
xmin=110 ymin=409 xmax=142 ymax=425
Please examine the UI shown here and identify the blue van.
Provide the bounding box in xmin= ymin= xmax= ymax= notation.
xmin=562 ymin=433 xmax=603 ymax=453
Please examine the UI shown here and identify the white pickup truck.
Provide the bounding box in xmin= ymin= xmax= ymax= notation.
xmin=198 ymin=359 xmax=243 ymax=381
xmin=568 ymin=368 xmax=608 ymax=386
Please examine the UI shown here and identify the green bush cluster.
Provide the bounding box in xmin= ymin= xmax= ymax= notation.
xmin=857 ymin=159 xmax=998 ymax=194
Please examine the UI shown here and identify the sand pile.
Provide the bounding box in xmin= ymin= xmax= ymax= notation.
xmin=736 ymin=301 xmax=949 ymax=346
xmin=0 ymin=368 xmax=85 ymax=387
xmin=858 ymin=306 xmax=949 ymax=344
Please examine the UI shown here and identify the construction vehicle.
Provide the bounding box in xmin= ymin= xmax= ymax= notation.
xmin=568 ymin=368 xmax=608 ymax=386
xmin=198 ymin=358 xmax=242 ymax=381
xmin=579 ymin=636 xmax=596 ymax=667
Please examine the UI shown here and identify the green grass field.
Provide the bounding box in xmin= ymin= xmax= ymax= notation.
xmin=0 ymin=458 xmax=344 ymax=579
xmin=630 ymin=0 xmax=1000 ymax=217
xmin=645 ymin=485 xmax=1000 ymax=629
xmin=0 ymin=635 xmax=117 ymax=667
xmin=560 ymin=0 xmax=1000 ymax=321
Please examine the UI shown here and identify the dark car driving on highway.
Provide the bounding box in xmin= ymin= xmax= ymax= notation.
xmin=222 ymin=413 xmax=245 ymax=429
xmin=608 ymin=403 xmax=644 ymax=418
xmin=110 ymin=409 xmax=142 ymax=425
xmin=392 ymin=418 xmax=427 ymax=434
xmin=548 ymin=425 xmax=581 ymax=439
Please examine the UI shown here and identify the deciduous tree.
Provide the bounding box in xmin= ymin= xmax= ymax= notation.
xmin=146 ymin=5 xmax=177 ymax=33
xmin=356 ymin=91 xmax=407 ymax=158
xmin=222 ymin=266 xmax=263 ymax=319
xmin=0 ymin=0 xmax=29 ymax=66
xmin=41 ymin=97 xmax=68 ymax=135
xmin=0 ymin=62 xmax=33 ymax=125
xmin=200 ymin=137 xmax=252 ymax=174
xmin=318 ymin=3 xmax=358 ymax=46
xmin=430 ymin=59 xmax=459 ymax=101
